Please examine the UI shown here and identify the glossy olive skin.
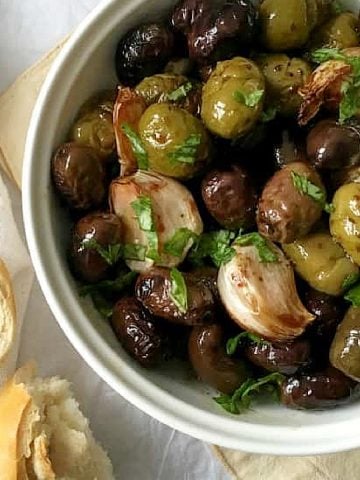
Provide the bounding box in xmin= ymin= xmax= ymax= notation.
xmin=256 ymin=54 xmax=311 ymax=117
xmin=111 ymin=297 xmax=164 ymax=367
xmin=189 ymin=324 xmax=249 ymax=394
xmin=201 ymin=165 xmax=257 ymax=229
xmin=70 ymin=90 xmax=116 ymax=158
xmin=136 ymin=74 xmax=202 ymax=116
xmin=189 ymin=267 xmax=219 ymax=302
xmin=257 ymin=162 xmax=324 ymax=244
xmin=70 ymin=212 xmax=123 ymax=283
xmin=244 ymin=339 xmax=311 ymax=375
xmin=330 ymin=307 xmax=360 ymax=381
xmin=304 ymin=288 xmax=345 ymax=343
xmin=115 ymin=23 xmax=174 ymax=86
xmin=330 ymin=183 xmax=360 ymax=266
xmin=283 ymin=232 xmax=359 ymax=296
xmin=135 ymin=267 xmax=215 ymax=326
xmin=172 ymin=0 xmax=258 ymax=63
xmin=139 ymin=104 xmax=211 ymax=179
xmin=310 ymin=12 xmax=360 ymax=50
xmin=201 ymin=57 xmax=265 ymax=139
xmin=51 ymin=143 xmax=106 ymax=210
xmin=332 ymin=164 xmax=360 ymax=189
xmin=306 ymin=119 xmax=360 ymax=170
xmin=281 ymin=366 xmax=355 ymax=409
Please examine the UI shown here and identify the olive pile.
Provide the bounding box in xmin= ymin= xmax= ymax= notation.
xmin=52 ymin=0 xmax=360 ymax=414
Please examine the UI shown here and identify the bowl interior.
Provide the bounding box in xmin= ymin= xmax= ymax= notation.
xmin=23 ymin=0 xmax=360 ymax=454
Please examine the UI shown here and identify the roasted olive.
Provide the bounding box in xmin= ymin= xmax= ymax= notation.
xmin=189 ymin=267 xmax=219 ymax=302
xmin=115 ymin=23 xmax=175 ymax=86
xmin=189 ymin=323 xmax=249 ymax=394
xmin=306 ymin=119 xmax=360 ymax=170
xmin=256 ymin=54 xmax=311 ymax=117
xmin=283 ymin=232 xmax=359 ymax=296
xmin=111 ymin=297 xmax=164 ymax=367
xmin=330 ymin=306 xmax=360 ymax=381
xmin=164 ymin=57 xmax=193 ymax=76
xmin=281 ymin=366 xmax=355 ymax=409
xmin=244 ymin=338 xmax=311 ymax=375
xmin=332 ymin=164 xmax=360 ymax=189
xmin=70 ymin=212 xmax=123 ymax=283
xmin=201 ymin=57 xmax=265 ymax=139
xmin=139 ymin=103 xmax=211 ymax=179
xmin=70 ymin=90 xmax=116 ymax=158
xmin=201 ymin=164 xmax=257 ymax=229
xmin=330 ymin=183 xmax=360 ymax=265
xmin=172 ymin=0 xmax=258 ymax=63
xmin=51 ymin=143 xmax=106 ymax=210
xmin=135 ymin=267 xmax=215 ymax=325
xmin=257 ymin=162 xmax=324 ymax=243
xmin=136 ymin=74 xmax=202 ymax=116
xmin=304 ymin=288 xmax=345 ymax=342
xmin=309 ymin=12 xmax=360 ymax=50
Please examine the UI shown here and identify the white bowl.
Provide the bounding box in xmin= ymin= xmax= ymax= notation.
xmin=23 ymin=0 xmax=360 ymax=455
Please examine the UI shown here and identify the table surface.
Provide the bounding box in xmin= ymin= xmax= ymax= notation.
xmin=0 ymin=1 xmax=230 ymax=479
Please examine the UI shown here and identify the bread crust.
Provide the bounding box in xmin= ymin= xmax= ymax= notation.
xmin=0 ymin=258 xmax=16 ymax=364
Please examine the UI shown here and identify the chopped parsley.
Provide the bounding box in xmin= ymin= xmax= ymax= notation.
xmin=291 ymin=171 xmax=333 ymax=213
xmin=168 ymin=134 xmax=201 ymax=164
xmin=164 ymin=228 xmax=198 ymax=257
xmin=80 ymin=271 xmax=138 ymax=297
xmin=342 ymin=272 xmax=360 ymax=291
xmin=233 ymin=89 xmax=264 ymax=108
xmin=82 ymin=238 xmax=123 ymax=266
xmin=345 ymin=283 xmax=360 ymax=307
xmin=131 ymin=195 xmax=159 ymax=261
xmin=169 ymin=268 xmax=188 ymax=313
xmin=188 ymin=230 xmax=236 ymax=268
xmin=226 ymin=332 xmax=269 ymax=356
xmin=167 ymin=81 xmax=193 ymax=101
xmin=234 ymin=233 xmax=278 ymax=263
xmin=121 ymin=123 xmax=149 ymax=170
xmin=261 ymin=106 xmax=278 ymax=122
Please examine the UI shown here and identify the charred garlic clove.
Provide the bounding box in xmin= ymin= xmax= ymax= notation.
xmin=110 ymin=170 xmax=203 ymax=272
xmin=217 ymin=243 xmax=314 ymax=341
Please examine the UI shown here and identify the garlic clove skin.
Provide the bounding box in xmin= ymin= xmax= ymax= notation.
xmin=218 ymin=244 xmax=315 ymax=341
xmin=110 ymin=170 xmax=203 ymax=272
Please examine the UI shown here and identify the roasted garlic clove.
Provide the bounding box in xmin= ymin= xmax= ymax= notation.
xmin=110 ymin=170 xmax=203 ymax=271
xmin=217 ymin=244 xmax=315 ymax=341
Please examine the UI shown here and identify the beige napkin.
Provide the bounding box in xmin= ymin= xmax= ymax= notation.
xmin=2 ymin=39 xmax=360 ymax=480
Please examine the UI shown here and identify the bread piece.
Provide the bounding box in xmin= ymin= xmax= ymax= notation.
xmin=0 ymin=258 xmax=16 ymax=364
xmin=0 ymin=364 xmax=114 ymax=480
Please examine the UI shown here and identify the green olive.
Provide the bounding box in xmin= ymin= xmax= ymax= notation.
xmin=310 ymin=13 xmax=360 ymax=50
xmin=136 ymin=74 xmax=187 ymax=105
xmin=201 ymin=57 xmax=264 ymax=140
xmin=283 ymin=232 xmax=359 ymax=296
xmin=256 ymin=54 xmax=311 ymax=117
xmin=138 ymin=103 xmax=211 ymax=179
xmin=330 ymin=183 xmax=360 ymax=266
xmin=70 ymin=90 xmax=116 ymax=158
xmin=330 ymin=306 xmax=360 ymax=381
xmin=259 ymin=0 xmax=310 ymax=51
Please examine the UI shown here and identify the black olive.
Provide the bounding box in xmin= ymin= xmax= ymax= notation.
xmin=115 ymin=23 xmax=175 ymax=86
xmin=52 ymin=142 xmax=106 ymax=210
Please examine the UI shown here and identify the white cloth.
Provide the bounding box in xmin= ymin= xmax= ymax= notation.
xmin=0 ymin=1 xmax=229 ymax=478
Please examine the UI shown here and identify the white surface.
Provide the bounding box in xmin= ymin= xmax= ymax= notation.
xmin=0 ymin=1 xmax=229 ymax=479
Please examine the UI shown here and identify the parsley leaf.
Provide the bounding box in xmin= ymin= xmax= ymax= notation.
xmin=80 ymin=271 xmax=138 ymax=297
xmin=164 ymin=228 xmax=198 ymax=257
xmin=342 ymin=273 xmax=360 ymax=291
xmin=131 ymin=195 xmax=159 ymax=261
xmin=121 ymin=123 xmax=149 ymax=170
xmin=290 ymin=171 xmax=333 ymax=213
xmin=167 ymin=81 xmax=193 ymax=101
xmin=188 ymin=230 xmax=236 ymax=268
xmin=89 ymin=292 xmax=114 ymax=319
xmin=123 ymin=243 xmax=147 ymax=261
xmin=233 ymin=89 xmax=264 ymax=108
xmin=311 ymin=48 xmax=347 ymax=63
xmin=261 ymin=106 xmax=277 ymax=122
xmin=168 ymin=134 xmax=201 ymax=164
xmin=214 ymin=373 xmax=285 ymax=414
xmin=226 ymin=332 xmax=269 ymax=356
xmin=345 ymin=283 xmax=360 ymax=306
xmin=234 ymin=233 xmax=278 ymax=263
xmin=332 ymin=0 xmax=345 ymax=14
xmin=169 ymin=268 xmax=188 ymax=313
xmin=82 ymin=238 xmax=123 ymax=266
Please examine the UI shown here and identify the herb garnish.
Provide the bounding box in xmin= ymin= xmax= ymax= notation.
xmin=214 ymin=373 xmax=285 ymax=414
xmin=342 ymin=272 xmax=360 ymax=291
xmin=168 ymin=134 xmax=201 ymax=164
xmin=233 ymin=89 xmax=264 ymax=108
xmin=167 ymin=81 xmax=193 ymax=101
xmin=131 ymin=195 xmax=159 ymax=260
xmin=226 ymin=332 xmax=269 ymax=356
xmin=164 ymin=228 xmax=198 ymax=257
xmin=82 ymin=238 xmax=123 ymax=266
xmin=90 ymin=292 xmax=114 ymax=319
xmin=234 ymin=232 xmax=278 ymax=263
xmin=80 ymin=271 xmax=138 ymax=297
xmin=121 ymin=123 xmax=149 ymax=170
xmin=345 ymin=283 xmax=360 ymax=307
xmin=261 ymin=106 xmax=278 ymax=122
xmin=123 ymin=244 xmax=147 ymax=261
xmin=169 ymin=268 xmax=188 ymax=313
xmin=291 ymin=171 xmax=333 ymax=213
xmin=188 ymin=230 xmax=236 ymax=267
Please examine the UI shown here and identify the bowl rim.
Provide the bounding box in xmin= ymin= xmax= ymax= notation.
xmin=22 ymin=0 xmax=360 ymax=455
